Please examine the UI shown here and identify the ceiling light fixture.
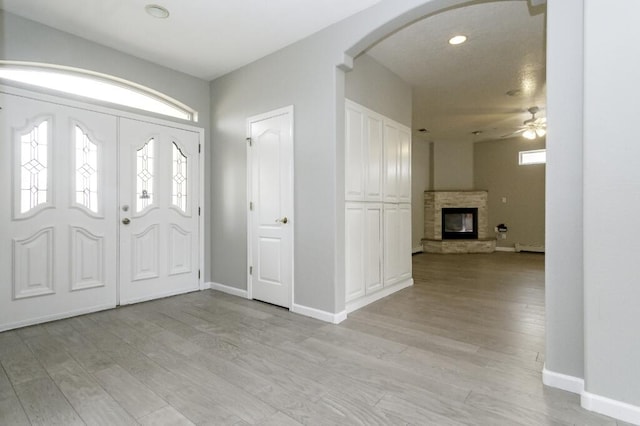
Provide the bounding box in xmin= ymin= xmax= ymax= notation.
xmin=145 ymin=4 xmax=170 ymax=19
xmin=448 ymin=35 xmax=467 ymax=45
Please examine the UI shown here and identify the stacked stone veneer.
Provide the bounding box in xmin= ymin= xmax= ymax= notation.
xmin=422 ymin=191 xmax=496 ymax=254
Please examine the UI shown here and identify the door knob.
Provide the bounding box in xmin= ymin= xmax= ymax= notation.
xmin=122 ymin=218 xmax=131 ymax=225
xmin=276 ymin=217 xmax=288 ymax=224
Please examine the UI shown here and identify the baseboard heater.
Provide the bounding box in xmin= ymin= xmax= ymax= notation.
xmin=515 ymin=243 xmax=545 ymax=253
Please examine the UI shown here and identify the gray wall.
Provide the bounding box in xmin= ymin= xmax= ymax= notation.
xmin=583 ymin=0 xmax=640 ymax=406
xmin=0 ymin=10 xmax=214 ymax=280
xmin=474 ymin=137 xmax=545 ymax=249
xmin=208 ymin=0 xmax=457 ymax=314
xmin=432 ymin=140 xmax=474 ymax=190
xmin=345 ymin=53 xmax=412 ymax=126
xmin=412 ymin=138 xmax=430 ymax=250
xmin=545 ymin=0 xmax=584 ymax=381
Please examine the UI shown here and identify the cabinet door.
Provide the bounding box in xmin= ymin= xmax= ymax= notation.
xmin=383 ymin=204 xmax=400 ymax=285
xmin=398 ymin=126 xmax=412 ymax=203
xmin=345 ymin=203 xmax=365 ymax=302
xmin=383 ymin=123 xmax=399 ymax=203
xmin=345 ymin=103 xmax=365 ymax=201
xmin=399 ymin=203 xmax=413 ymax=280
xmin=364 ymin=113 xmax=383 ymax=201
xmin=364 ymin=203 xmax=383 ymax=293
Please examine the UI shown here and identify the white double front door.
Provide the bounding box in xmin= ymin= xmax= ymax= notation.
xmin=0 ymin=91 xmax=201 ymax=331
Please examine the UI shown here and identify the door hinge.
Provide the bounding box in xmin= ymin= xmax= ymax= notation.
xmin=249 ymin=201 xmax=253 ymax=211
xmin=198 ymin=207 xmax=201 ymax=216
xmin=246 ymin=137 xmax=252 ymax=146
xmin=198 ymin=144 xmax=201 ymax=153
xmin=249 ymin=266 xmax=253 ymax=275
xmin=198 ymin=270 xmax=201 ymax=279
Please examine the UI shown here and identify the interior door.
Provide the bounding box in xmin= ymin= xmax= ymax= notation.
xmin=248 ymin=106 xmax=294 ymax=308
xmin=0 ymin=92 xmax=117 ymax=331
xmin=118 ymin=117 xmax=200 ymax=304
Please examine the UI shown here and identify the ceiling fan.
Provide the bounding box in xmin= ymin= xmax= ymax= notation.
xmin=503 ymin=106 xmax=547 ymax=139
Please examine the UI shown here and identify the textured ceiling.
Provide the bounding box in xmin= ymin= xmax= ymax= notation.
xmin=367 ymin=1 xmax=546 ymax=143
xmin=0 ymin=0 xmax=382 ymax=80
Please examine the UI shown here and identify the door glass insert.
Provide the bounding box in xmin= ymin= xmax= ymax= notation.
xmin=171 ymin=142 xmax=188 ymax=213
xmin=75 ymin=126 xmax=99 ymax=213
xmin=136 ymin=138 xmax=155 ymax=212
xmin=20 ymin=120 xmax=48 ymax=213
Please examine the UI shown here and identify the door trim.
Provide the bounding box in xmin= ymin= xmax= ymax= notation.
xmin=246 ymin=105 xmax=294 ymax=307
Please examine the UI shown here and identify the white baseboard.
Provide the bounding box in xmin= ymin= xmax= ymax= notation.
xmin=495 ymin=246 xmax=516 ymax=252
xmin=201 ymin=281 xmax=212 ymax=290
xmin=346 ymin=278 xmax=414 ymax=314
xmin=291 ymin=303 xmax=347 ymax=324
xmin=582 ymin=391 xmax=640 ymax=425
xmin=542 ymin=365 xmax=585 ymax=394
xmin=0 ymin=303 xmax=115 ymax=333
xmin=209 ymin=282 xmax=249 ymax=299
xmin=543 ymin=365 xmax=640 ymax=425
xmin=412 ymin=246 xmax=424 ymax=254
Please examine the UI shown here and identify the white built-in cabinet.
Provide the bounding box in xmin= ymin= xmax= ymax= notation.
xmin=345 ymin=100 xmax=412 ymax=308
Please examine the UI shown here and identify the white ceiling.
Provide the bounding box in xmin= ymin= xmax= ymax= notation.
xmin=0 ymin=0 xmax=545 ymax=144
xmin=367 ymin=1 xmax=546 ymax=143
xmin=0 ymin=0 xmax=382 ymax=80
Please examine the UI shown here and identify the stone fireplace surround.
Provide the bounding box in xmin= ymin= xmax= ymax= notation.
xmin=422 ymin=190 xmax=496 ymax=254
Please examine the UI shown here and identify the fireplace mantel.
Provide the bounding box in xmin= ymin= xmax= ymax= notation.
xmin=422 ymin=190 xmax=496 ymax=254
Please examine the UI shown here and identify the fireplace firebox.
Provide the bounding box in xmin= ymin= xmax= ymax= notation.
xmin=442 ymin=208 xmax=478 ymax=240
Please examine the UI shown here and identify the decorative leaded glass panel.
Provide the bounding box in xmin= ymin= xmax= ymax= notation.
xmin=75 ymin=126 xmax=99 ymax=213
xmin=136 ymin=138 xmax=155 ymax=212
xmin=20 ymin=121 xmax=48 ymax=213
xmin=172 ymin=142 xmax=188 ymax=213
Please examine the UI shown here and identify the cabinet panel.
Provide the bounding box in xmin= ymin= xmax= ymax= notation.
xmin=398 ymin=127 xmax=412 ymax=203
xmin=399 ymin=203 xmax=412 ymax=280
xmin=345 ymin=203 xmax=365 ymax=302
xmin=364 ymin=204 xmax=383 ymax=293
xmin=365 ymin=114 xmax=383 ymax=201
xmin=383 ymin=204 xmax=400 ymax=284
xmin=383 ymin=123 xmax=399 ymax=203
xmin=345 ymin=105 xmax=365 ymax=200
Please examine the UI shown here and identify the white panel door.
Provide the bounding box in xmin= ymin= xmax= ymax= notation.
xmin=399 ymin=203 xmax=413 ymax=280
xmin=345 ymin=102 xmax=365 ymax=200
xmin=365 ymin=113 xmax=384 ymax=201
xmin=0 ymin=93 xmax=117 ymax=331
xmin=383 ymin=122 xmax=399 ymax=203
xmin=119 ymin=117 xmax=200 ymax=304
xmin=398 ymin=126 xmax=412 ymax=203
xmin=345 ymin=203 xmax=365 ymax=302
xmin=383 ymin=204 xmax=400 ymax=285
xmin=248 ymin=107 xmax=294 ymax=308
xmin=364 ymin=203 xmax=384 ymax=294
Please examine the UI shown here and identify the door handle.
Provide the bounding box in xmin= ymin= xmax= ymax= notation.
xmin=276 ymin=217 xmax=288 ymax=224
xmin=122 ymin=218 xmax=131 ymax=225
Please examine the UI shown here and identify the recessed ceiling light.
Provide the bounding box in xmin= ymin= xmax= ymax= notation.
xmin=506 ymin=89 xmax=522 ymax=97
xmin=448 ymin=35 xmax=467 ymax=45
xmin=417 ymin=128 xmax=430 ymax=133
xmin=145 ymin=4 xmax=170 ymax=19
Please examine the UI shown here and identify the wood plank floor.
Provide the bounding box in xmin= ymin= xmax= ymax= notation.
xmin=0 ymin=252 xmax=628 ymax=425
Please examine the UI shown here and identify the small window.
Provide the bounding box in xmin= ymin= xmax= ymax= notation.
xmin=519 ymin=149 xmax=546 ymax=165
xmin=0 ymin=62 xmax=197 ymax=122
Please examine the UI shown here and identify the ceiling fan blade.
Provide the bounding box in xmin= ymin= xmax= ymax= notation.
xmin=500 ymin=128 xmax=526 ymax=138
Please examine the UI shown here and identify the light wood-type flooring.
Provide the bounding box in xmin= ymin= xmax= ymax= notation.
xmin=0 ymin=252 xmax=628 ymax=425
